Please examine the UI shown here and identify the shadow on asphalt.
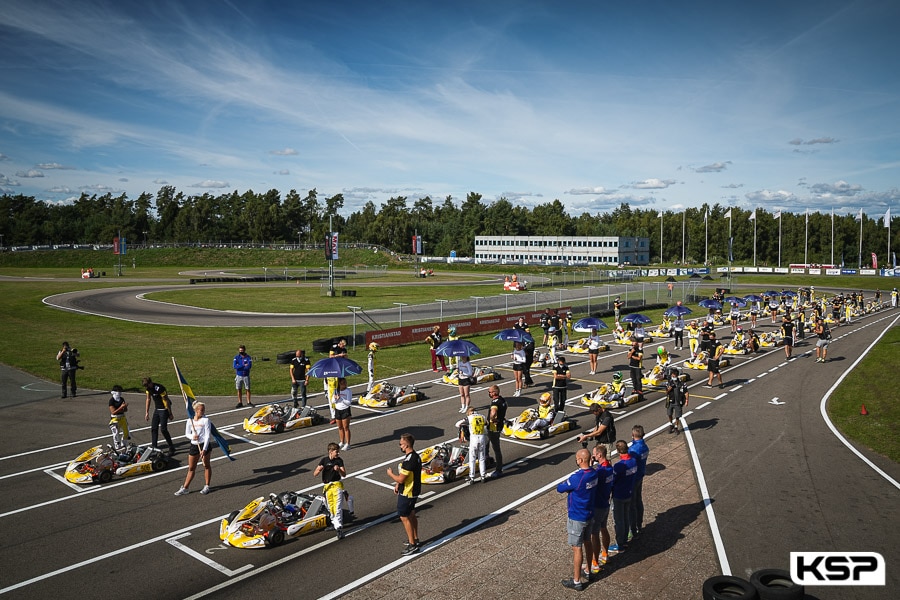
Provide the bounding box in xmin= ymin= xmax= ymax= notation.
xmin=213 ymin=456 xmax=320 ymax=491
xmin=685 ymin=418 xmax=719 ymax=431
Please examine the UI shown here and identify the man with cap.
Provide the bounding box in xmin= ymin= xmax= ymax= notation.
xmin=550 ymin=354 xmax=571 ymax=413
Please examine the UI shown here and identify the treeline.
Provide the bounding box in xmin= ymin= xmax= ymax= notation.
xmin=0 ymin=187 xmax=895 ymax=266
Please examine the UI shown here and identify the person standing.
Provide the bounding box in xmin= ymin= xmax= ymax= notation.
xmin=609 ymin=440 xmax=637 ymax=553
xmin=540 ymin=308 xmax=552 ymax=346
xmin=550 ymin=355 xmax=571 ymax=414
xmin=332 ymin=377 xmax=353 ymax=450
xmin=366 ymin=343 xmax=378 ymax=392
xmin=705 ymin=332 xmax=725 ymax=388
xmin=665 ymin=369 xmax=689 ymax=433
xmin=143 ymin=377 xmax=176 ymax=456
xmin=175 ymin=401 xmax=213 ymax=495
xmin=330 ymin=338 xmax=348 ymax=357
xmin=314 ymin=442 xmax=348 ymax=539
xmin=627 ymin=342 xmax=643 ymax=398
xmin=456 ymin=355 xmax=474 ymax=413
xmin=587 ymin=327 xmax=603 ymax=374
xmin=613 ymin=297 xmax=623 ymax=325
xmin=511 ymin=341 xmax=526 ymax=396
xmin=386 ymin=433 xmax=422 ymax=555
xmin=557 ymin=448 xmax=597 ymax=591
xmin=108 ymin=384 xmax=130 ymax=450
xmin=426 ymin=326 xmax=447 ymax=372
xmin=781 ymin=315 xmax=795 ymax=359
xmin=515 ymin=317 xmax=535 ymax=387
xmin=814 ymin=317 xmax=831 ymax=363
xmin=459 ymin=407 xmax=487 ymax=484
xmin=629 ymin=425 xmax=649 ymax=538
xmin=56 ymin=341 xmax=80 ymax=398
xmin=578 ymin=404 xmax=616 ymax=455
xmin=233 ymin=344 xmax=253 ymax=408
xmin=687 ymin=320 xmax=701 ymax=358
xmin=672 ymin=315 xmax=685 ymax=350
xmin=729 ymin=303 xmax=741 ymax=334
xmin=589 ymin=444 xmax=615 ymax=572
xmin=289 ymin=349 xmax=311 ymax=408
xmin=486 ymin=384 xmax=507 ymax=479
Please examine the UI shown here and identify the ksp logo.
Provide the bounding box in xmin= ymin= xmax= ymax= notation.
xmin=790 ymin=552 xmax=885 ymax=586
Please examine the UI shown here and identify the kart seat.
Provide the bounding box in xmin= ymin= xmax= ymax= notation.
xmin=551 ymin=411 xmax=566 ymax=425
xmin=305 ymin=497 xmax=324 ymax=519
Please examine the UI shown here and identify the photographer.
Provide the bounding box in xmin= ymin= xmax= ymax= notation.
xmin=56 ymin=341 xmax=82 ymax=399
xmin=578 ymin=403 xmax=616 ymax=455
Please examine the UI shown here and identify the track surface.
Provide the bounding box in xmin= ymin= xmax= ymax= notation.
xmin=2 ymin=284 xmax=898 ymax=599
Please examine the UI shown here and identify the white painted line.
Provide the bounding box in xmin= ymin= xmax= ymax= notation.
xmin=769 ymin=367 xmax=780 ymax=372
xmin=43 ymin=468 xmax=86 ymax=492
xmin=769 ymin=397 xmax=785 ymax=406
xmin=166 ymin=533 xmax=254 ymax=577
xmin=714 ymin=393 xmax=727 ymax=400
xmin=0 ymin=462 xmax=69 ymax=481
xmin=681 ymin=419 xmax=731 ymax=575
xmin=694 ymin=402 xmax=711 ymax=410
xmin=757 ymin=372 xmax=767 ymax=377
xmin=746 ymin=378 xmax=756 ymax=383
xmin=728 ymin=385 xmax=742 ymax=391
xmin=355 ymin=474 xmax=396 ymax=491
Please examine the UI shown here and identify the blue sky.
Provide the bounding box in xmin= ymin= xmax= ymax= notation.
xmin=1 ymin=0 xmax=898 ymax=220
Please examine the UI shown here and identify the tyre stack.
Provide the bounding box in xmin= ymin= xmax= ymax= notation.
xmin=702 ymin=569 xmax=804 ymax=600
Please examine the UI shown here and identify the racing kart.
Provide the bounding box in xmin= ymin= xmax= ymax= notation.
xmin=647 ymin=320 xmax=672 ymax=338
xmin=580 ymin=382 xmax=639 ymax=409
xmin=220 ymin=490 xmax=352 ymax=549
xmin=502 ymin=407 xmax=574 ymax=440
xmin=758 ymin=332 xmax=783 ymax=348
xmin=684 ymin=351 xmax=731 ymax=370
xmin=642 ymin=363 xmax=689 ymax=387
xmin=723 ymin=337 xmax=752 ymax=355
xmin=566 ymin=338 xmax=610 ymax=354
xmin=443 ymin=366 xmax=500 ymax=386
xmin=358 ymin=380 xmax=425 ymax=408
xmin=531 ymin=350 xmax=551 ymax=368
xmin=420 ymin=442 xmax=495 ymax=484
xmin=65 ymin=443 xmax=169 ymax=484
xmin=243 ymin=403 xmax=324 ymax=434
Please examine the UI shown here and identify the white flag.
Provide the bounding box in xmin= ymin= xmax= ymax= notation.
xmin=704 ymin=210 xmax=708 ymax=222
xmin=885 ymin=207 xmax=891 ymax=227
xmin=805 ymin=209 xmax=809 ymax=223
xmin=774 ymin=210 xmax=782 ymax=219
xmin=658 ymin=211 xmax=663 ymax=218
xmin=724 ymin=208 xmax=732 ymax=219
xmin=749 ymin=209 xmax=756 ymax=221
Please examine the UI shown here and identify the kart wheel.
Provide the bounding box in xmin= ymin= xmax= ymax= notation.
xmin=274 ymin=422 xmax=286 ymax=434
xmin=224 ymin=510 xmax=239 ymax=526
xmin=749 ymin=569 xmax=803 ymax=600
xmin=444 ymin=469 xmax=456 ymax=483
xmin=266 ymin=529 xmax=285 ymax=547
xmin=97 ymin=470 xmax=113 ymax=484
xmin=702 ymin=575 xmax=757 ymax=600
xmin=151 ymin=458 xmax=167 ymax=472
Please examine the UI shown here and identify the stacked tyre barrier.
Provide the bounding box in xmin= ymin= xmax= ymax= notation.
xmin=702 ymin=569 xmax=804 ymax=600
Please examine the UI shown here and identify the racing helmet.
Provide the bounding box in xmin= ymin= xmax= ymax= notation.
xmin=368 ymin=342 xmax=379 ymax=352
xmin=736 ymin=326 xmax=743 ymax=333
xmin=657 ymin=346 xmax=666 ymax=355
xmin=539 ymin=392 xmax=552 ymax=406
xmin=548 ymin=326 xmax=557 ymax=333
xmin=612 ymin=371 xmax=623 ymax=382
xmin=448 ymin=326 xmax=457 ymax=336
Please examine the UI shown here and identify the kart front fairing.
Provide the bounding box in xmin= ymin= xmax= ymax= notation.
xmin=243 ymin=404 xmax=323 ymax=434
xmin=358 ymin=381 xmax=425 ymax=408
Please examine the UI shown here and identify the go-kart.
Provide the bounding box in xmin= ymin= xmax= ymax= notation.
xmin=443 ymin=366 xmax=500 ymax=386
xmin=613 ymin=332 xmax=634 ymax=345
xmin=65 ymin=443 xmax=169 ymax=484
xmin=502 ymin=408 xmax=574 ymax=440
xmin=581 ymin=382 xmax=639 ymax=409
xmin=420 ymin=442 xmax=495 ymax=484
xmin=642 ymin=363 xmax=689 ymax=387
xmin=531 ymin=350 xmax=551 ymax=368
xmin=566 ymin=338 xmax=610 ymax=354
xmin=758 ymin=332 xmax=783 ymax=348
xmin=243 ymin=403 xmax=324 ymax=434
xmin=647 ymin=320 xmax=672 ymax=338
xmin=220 ymin=490 xmax=352 ymax=549
xmin=723 ymin=335 xmax=753 ymax=355
xmin=358 ymin=380 xmax=425 ymax=408
xmin=684 ymin=351 xmax=731 ymax=370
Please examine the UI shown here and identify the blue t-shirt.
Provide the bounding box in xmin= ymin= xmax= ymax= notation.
xmin=557 ymin=467 xmax=598 ymax=522
xmin=629 ymin=438 xmax=649 ymax=479
xmin=611 ymin=453 xmax=637 ymax=500
xmin=593 ymin=462 xmax=614 ymax=510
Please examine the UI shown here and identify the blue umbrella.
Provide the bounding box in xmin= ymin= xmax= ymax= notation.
xmin=698 ymin=299 xmax=722 ymax=309
xmin=435 ymin=339 xmax=481 ymax=357
xmin=743 ymin=294 xmax=764 ymax=303
xmin=764 ymin=290 xmax=781 ymax=297
xmin=663 ymin=305 xmax=693 ymax=317
xmin=724 ymin=296 xmax=747 ymax=307
xmin=308 ymin=356 xmax=363 ymax=379
xmin=494 ymin=329 xmax=534 ymax=343
xmin=621 ymin=313 xmax=652 ymax=324
xmin=573 ymin=317 xmax=609 ymax=332
xmin=781 ymin=290 xmax=797 ymax=298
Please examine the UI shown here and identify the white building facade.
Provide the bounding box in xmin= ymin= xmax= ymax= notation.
xmin=474 ymin=235 xmax=650 ymax=266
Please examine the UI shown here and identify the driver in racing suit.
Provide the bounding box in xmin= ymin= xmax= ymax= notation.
xmin=525 ymin=393 xmax=557 ymax=433
xmin=456 ymin=407 xmax=488 ymax=483
xmin=108 ymin=384 xmax=130 ymax=451
xmin=314 ymin=442 xmax=350 ymax=539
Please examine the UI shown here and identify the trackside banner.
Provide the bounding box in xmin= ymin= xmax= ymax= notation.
xmin=365 ymin=308 xmax=572 ymax=348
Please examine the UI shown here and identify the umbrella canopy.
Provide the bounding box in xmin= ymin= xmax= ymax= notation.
xmin=698 ymin=299 xmax=722 ymax=309
xmin=435 ymin=339 xmax=481 ymax=357
xmin=308 ymin=356 xmax=363 ymax=379
xmin=724 ymin=296 xmax=747 ymax=307
xmin=781 ymin=290 xmax=798 ymax=297
xmin=764 ymin=290 xmax=781 ymax=297
xmin=494 ymin=329 xmax=534 ymax=343
xmin=743 ymin=294 xmax=764 ymax=303
xmin=621 ymin=313 xmax=652 ymax=324
xmin=664 ymin=305 xmax=693 ymax=317
xmin=574 ymin=317 xmax=609 ymax=332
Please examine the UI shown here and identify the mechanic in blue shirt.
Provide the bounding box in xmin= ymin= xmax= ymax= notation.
xmin=232 ymin=344 xmax=253 ymax=408
xmin=628 ymin=425 xmax=650 ymax=538
xmin=610 ymin=440 xmax=637 ymax=552
xmin=589 ymin=443 xmax=615 ymax=573
xmin=556 ymin=448 xmax=598 ymax=591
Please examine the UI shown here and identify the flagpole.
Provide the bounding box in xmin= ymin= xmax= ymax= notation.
xmin=704 ymin=210 xmax=708 ymax=265
xmin=681 ymin=210 xmax=685 ymax=266
xmin=858 ymin=209 xmax=864 ymax=270
xmin=752 ymin=209 xmax=757 ymax=267
xmin=804 ymin=209 xmax=809 ymax=266
xmin=830 ymin=208 xmax=834 ymax=266
xmin=778 ymin=212 xmax=782 ymax=268
xmin=659 ymin=211 xmax=663 ymax=265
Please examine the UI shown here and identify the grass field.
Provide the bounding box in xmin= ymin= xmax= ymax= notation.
xmin=2 ymin=249 xmax=897 ymax=462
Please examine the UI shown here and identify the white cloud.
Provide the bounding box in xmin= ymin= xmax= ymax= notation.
xmin=809 ymin=180 xmax=862 ymax=196
xmin=788 ymin=137 xmax=838 ymax=145
xmin=631 ymin=179 xmax=677 ymax=190
xmin=693 ymin=161 xmax=731 ymax=173
xmin=269 ymin=148 xmax=298 ymax=156
xmin=16 ymin=169 xmax=44 ymax=178
xmin=36 ymin=162 xmax=73 ymax=169
xmin=566 ymin=187 xmax=615 ymax=196
xmin=191 ymin=180 xmax=230 ymax=189
xmin=275 ymin=169 xmax=290 ymax=175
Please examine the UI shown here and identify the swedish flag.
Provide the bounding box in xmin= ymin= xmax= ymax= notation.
xmin=172 ymin=357 xmax=235 ymax=461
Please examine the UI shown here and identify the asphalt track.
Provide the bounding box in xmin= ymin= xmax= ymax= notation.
xmin=2 ymin=284 xmax=898 ymax=599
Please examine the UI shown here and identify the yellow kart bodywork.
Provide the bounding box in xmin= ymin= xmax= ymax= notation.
xmin=65 ymin=443 xmax=167 ymax=484
xmin=243 ymin=404 xmax=323 ymax=434
xmin=220 ymin=493 xmax=331 ymax=549
xmin=566 ymin=338 xmax=610 ymax=354
xmin=581 ymin=383 xmax=640 ymax=408
xmin=443 ymin=366 xmax=500 ymax=386
xmin=502 ymin=408 xmax=573 ymax=440
xmin=684 ymin=353 xmax=731 ymax=370
xmin=358 ymin=381 xmax=425 ymax=408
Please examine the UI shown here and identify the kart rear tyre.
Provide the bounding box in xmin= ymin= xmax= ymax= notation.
xmin=224 ymin=510 xmax=239 ymax=526
xmin=702 ymin=575 xmax=758 ymax=600
xmin=274 ymin=422 xmax=286 ymax=434
xmin=97 ymin=470 xmax=113 ymax=484
xmin=151 ymin=458 xmax=167 ymax=472
xmin=266 ymin=529 xmax=285 ymax=547
xmin=444 ymin=469 xmax=456 ymax=483
xmin=749 ymin=569 xmax=804 ymax=600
